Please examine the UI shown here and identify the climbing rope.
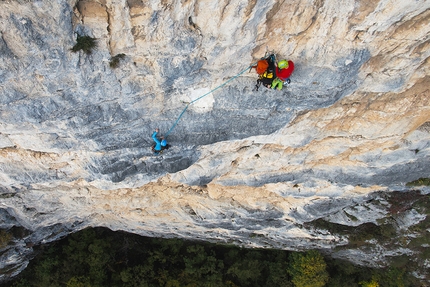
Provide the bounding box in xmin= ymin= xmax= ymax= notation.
xmin=165 ymin=64 xmax=255 ymax=137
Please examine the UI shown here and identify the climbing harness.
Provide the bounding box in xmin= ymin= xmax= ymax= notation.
xmin=164 ymin=64 xmax=254 ymax=137
xmin=254 ymin=53 xmax=277 ymax=91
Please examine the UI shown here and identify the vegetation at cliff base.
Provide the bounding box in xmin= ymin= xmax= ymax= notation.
xmin=288 ymin=250 xmax=329 ymax=287
xmin=71 ymin=34 xmax=97 ymax=55
xmin=406 ymin=177 xmax=430 ymax=186
xmin=4 ymin=227 xmax=423 ymax=287
xmin=304 ymin=190 xmax=429 ymax=286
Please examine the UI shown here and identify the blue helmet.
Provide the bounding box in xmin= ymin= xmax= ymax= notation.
xmin=161 ymin=139 xmax=167 ymax=147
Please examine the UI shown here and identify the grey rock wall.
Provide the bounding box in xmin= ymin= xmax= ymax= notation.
xmin=0 ymin=0 xmax=429 ymax=282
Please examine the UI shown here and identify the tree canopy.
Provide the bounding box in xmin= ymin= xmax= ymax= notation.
xmin=4 ymin=227 xmax=420 ymax=287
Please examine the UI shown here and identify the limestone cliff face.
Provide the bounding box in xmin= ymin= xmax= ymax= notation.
xmin=0 ymin=0 xmax=429 ymax=281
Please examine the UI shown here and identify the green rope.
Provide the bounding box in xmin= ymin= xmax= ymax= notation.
xmin=165 ymin=64 xmax=254 ymax=137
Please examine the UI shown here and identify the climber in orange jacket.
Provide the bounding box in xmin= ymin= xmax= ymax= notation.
xmin=271 ymin=59 xmax=294 ymax=90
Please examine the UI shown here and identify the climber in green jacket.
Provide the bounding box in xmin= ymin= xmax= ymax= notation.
xmin=271 ymin=59 xmax=295 ymax=90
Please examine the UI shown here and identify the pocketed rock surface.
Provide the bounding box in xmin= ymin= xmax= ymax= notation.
xmin=0 ymin=0 xmax=429 ymax=281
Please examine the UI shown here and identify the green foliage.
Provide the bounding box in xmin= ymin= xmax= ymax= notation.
xmin=344 ymin=211 xmax=358 ymax=222
xmin=6 ymin=227 xmax=425 ymax=287
xmin=382 ymin=267 xmax=406 ymax=287
xmin=227 ymin=259 xmax=261 ymax=286
xmin=9 ymin=228 xmax=114 ymax=287
xmin=359 ymin=278 xmax=379 ymax=287
xmin=61 ymin=228 xmax=112 ymax=284
xmin=363 ymin=266 xmax=409 ymax=287
xmin=348 ymin=223 xmax=380 ymax=246
xmin=266 ymin=252 xmax=292 ymax=286
xmin=35 ymin=260 xmax=60 ymax=286
xmin=10 ymin=278 xmax=30 ymax=287
xmin=288 ymin=250 xmax=329 ymax=287
xmin=406 ymin=178 xmax=430 ymax=186
xmin=66 ymin=276 xmax=93 ymax=287
xmin=71 ymin=34 xmax=97 ymax=55
xmin=226 ymin=250 xmax=263 ymax=286
xmin=0 ymin=229 xmax=13 ymax=248
xmin=184 ymin=245 xmax=224 ymax=280
xmin=325 ymin=257 xmax=422 ymax=287
xmin=325 ymin=258 xmax=362 ymax=286
xmin=387 ymin=190 xmax=426 ymax=214
xmin=109 ymin=53 xmax=126 ymax=68
xmin=117 ymin=265 xmax=151 ymax=287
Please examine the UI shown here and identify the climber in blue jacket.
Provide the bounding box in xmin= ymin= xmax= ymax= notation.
xmin=152 ymin=128 xmax=167 ymax=155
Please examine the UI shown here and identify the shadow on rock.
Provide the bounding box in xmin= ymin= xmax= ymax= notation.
xmin=88 ymin=149 xmax=199 ymax=183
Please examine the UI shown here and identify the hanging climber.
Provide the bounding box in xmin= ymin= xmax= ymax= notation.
xmin=253 ymin=54 xmax=277 ymax=91
xmin=152 ymin=128 xmax=168 ymax=155
xmin=271 ymin=59 xmax=294 ymax=90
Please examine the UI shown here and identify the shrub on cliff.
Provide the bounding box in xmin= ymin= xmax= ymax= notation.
xmin=71 ymin=34 xmax=97 ymax=55
xmin=109 ymin=53 xmax=126 ymax=68
xmin=0 ymin=229 xmax=12 ymax=249
xmin=406 ymin=177 xmax=430 ymax=186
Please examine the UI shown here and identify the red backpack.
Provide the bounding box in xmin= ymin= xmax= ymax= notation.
xmin=255 ymin=59 xmax=269 ymax=74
